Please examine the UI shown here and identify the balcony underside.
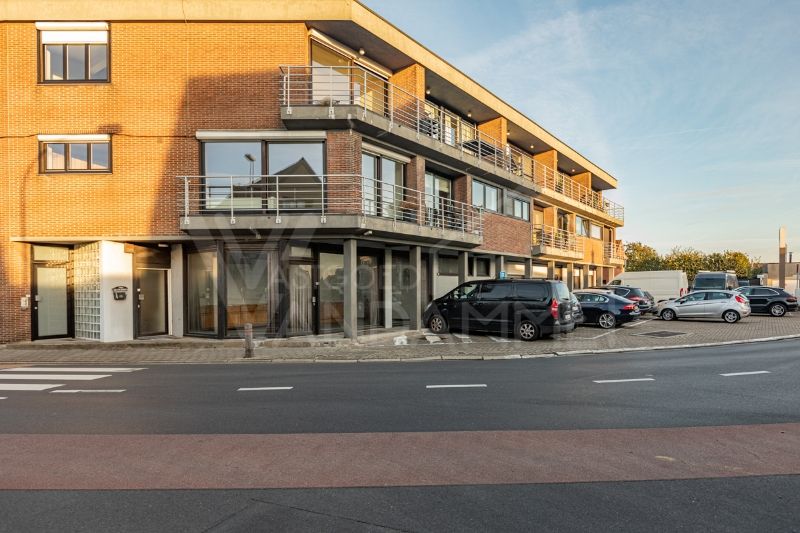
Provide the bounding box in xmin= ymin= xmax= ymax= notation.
xmin=180 ymin=213 xmax=483 ymax=247
xmin=281 ymin=105 xmax=539 ymax=196
xmin=605 ymin=256 xmax=625 ymax=267
xmin=531 ymin=244 xmax=584 ymax=261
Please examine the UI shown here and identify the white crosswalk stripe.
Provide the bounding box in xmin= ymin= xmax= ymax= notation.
xmin=0 ymin=367 xmax=145 ymax=398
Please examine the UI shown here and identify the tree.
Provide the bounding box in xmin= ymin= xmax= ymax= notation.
xmin=662 ymin=247 xmax=705 ymax=282
xmin=624 ymin=242 xmax=662 ymax=272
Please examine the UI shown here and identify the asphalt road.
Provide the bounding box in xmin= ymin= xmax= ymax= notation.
xmin=1 ymin=340 xmax=799 ymax=531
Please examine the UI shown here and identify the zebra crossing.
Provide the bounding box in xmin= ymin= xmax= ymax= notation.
xmin=0 ymin=367 xmax=145 ymax=396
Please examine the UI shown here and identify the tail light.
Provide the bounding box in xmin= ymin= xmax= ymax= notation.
xmin=621 ymin=304 xmax=636 ymax=310
xmin=735 ymin=295 xmax=747 ymax=304
xmin=550 ymin=298 xmax=560 ymax=319
xmin=629 ymin=296 xmax=642 ymax=300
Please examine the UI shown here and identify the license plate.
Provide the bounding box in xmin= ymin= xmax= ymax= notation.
xmin=565 ymin=313 xmax=572 ymax=320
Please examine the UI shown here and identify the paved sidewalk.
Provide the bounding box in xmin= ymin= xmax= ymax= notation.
xmin=1 ymin=314 xmax=798 ymax=365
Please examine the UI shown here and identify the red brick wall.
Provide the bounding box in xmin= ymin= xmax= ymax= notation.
xmin=0 ymin=21 xmax=308 ymax=342
xmin=325 ymin=130 xmax=361 ymax=214
xmin=477 ymin=212 xmax=532 ymax=257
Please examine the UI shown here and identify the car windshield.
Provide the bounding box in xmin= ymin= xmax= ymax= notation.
xmin=694 ymin=277 xmax=723 ymax=289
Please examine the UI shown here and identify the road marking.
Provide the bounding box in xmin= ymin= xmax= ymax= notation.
xmin=587 ymin=329 xmax=620 ymax=340
xmin=393 ymin=335 xmax=408 ymax=346
xmin=237 ymin=386 xmax=294 ymax=391
xmin=51 ymin=389 xmax=126 ymax=394
xmin=0 ymin=384 xmax=65 ymax=391
xmin=593 ymin=378 xmax=655 ymax=384
xmin=624 ymin=318 xmax=656 ymax=328
xmin=0 ymin=374 xmax=111 ymax=381
xmin=720 ymin=371 xmax=771 ymax=377
xmin=488 ymin=336 xmax=512 ymax=343
xmin=426 ymin=384 xmax=487 ymax=389
xmin=452 ymin=333 xmax=473 ymax=343
xmin=0 ymin=397 xmax=6 ymax=400
xmin=425 ymin=335 xmax=442 ymax=344
xmin=1 ymin=367 xmax=144 ymax=373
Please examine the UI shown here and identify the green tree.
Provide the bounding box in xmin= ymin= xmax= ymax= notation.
xmin=662 ymin=247 xmax=705 ymax=282
xmin=624 ymin=242 xmax=662 ymax=271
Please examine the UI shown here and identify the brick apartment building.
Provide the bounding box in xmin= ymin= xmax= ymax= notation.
xmin=0 ymin=0 xmax=625 ymax=343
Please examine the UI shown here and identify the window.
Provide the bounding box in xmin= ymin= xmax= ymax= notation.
xmin=476 ymin=258 xmax=491 ymax=277
xmin=477 ymin=282 xmax=512 ymax=300
xmin=361 ymin=151 xmax=405 ymax=218
xmin=40 ymin=140 xmax=110 ymax=172
xmin=512 ymin=198 xmax=530 ymax=221
xmin=708 ymin=292 xmax=731 ymax=300
xmin=39 ymin=23 xmax=109 ymax=82
xmin=590 ymin=223 xmax=602 ymax=239
xmin=453 ymin=282 xmax=479 ymax=300
xmin=472 ymin=180 xmax=500 ymax=212
xmin=753 ymin=288 xmax=779 ymax=296
xmin=576 ymin=216 xmax=590 ymax=236
xmin=515 ymin=283 xmax=548 ymax=301
xmin=438 ymin=256 xmax=459 ymax=276
xmin=682 ymin=293 xmax=707 ymax=302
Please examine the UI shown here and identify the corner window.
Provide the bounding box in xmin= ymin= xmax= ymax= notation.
xmin=512 ymin=198 xmax=530 ymax=221
xmin=576 ymin=216 xmax=590 ymax=236
xmin=590 ymin=223 xmax=602 ymax=239
xmin=472 ymin=180 xmax=500 ymax=212
xmin=38 ymin=23 xmax=109 ymax=82
xmin=40 ymin=138 xmax=111 ymax=172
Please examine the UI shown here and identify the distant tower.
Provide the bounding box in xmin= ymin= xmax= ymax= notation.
xmin=779 ymin=227 xmax=787 ymax=288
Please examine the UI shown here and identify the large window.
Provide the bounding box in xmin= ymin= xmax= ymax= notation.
xmin=187 ymin=251 xmax=218 ymax=335
xmin=512 ymin=198 xmax=530 ymax=221
xmin=225 ymin=250 xmax=276 ymax=335
xmin=268 ymin=142 xmax=325 ymax=210
xmin=41 ymin=140 xmax=110 ymax=172
xmin=361 ymin=151 xmax=405 ymax=219
xmin=425 ymin=171 xmax=453 ymax=227
xmin=39 ymin=23 xmax=109 ymax=82
xmin=310 ymin=40 xmax=387 ymax=114
xmin=576 ymin=216 xmax=590 ymax=236
xmin=472 ymin=180 xmax=500 ymax=212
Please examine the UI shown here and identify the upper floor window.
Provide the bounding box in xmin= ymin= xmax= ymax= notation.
xmin=576 ymin=216 xmax=590 ymax=236
xmin=472 ymin=180 xmax=500 ymax=212
xmin=512 ymin=198 xmax=530 ymax=221
xmin=38 ymin=22 xmax=109 ymax=82
xmin=39 ymin=134 xmax=111 ymax=173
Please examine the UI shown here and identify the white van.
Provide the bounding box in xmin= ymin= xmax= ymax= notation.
xmin=609 ymin=270 xmax=689 ymax=302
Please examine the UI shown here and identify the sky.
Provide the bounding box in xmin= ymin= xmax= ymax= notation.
xmin=362 ymin=0 xmax=800 ymax=262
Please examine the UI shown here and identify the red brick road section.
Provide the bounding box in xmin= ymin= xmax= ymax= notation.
xmin=1 ymin=423 xmax=798 ymax=490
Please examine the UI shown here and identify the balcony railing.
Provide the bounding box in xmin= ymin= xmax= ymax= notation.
xmin=604 ymin=242 xmax=626 ymax=262
xmin=280 ymin=65 xmax=625 ymax=223
xmin=178 ymin=173 xmax=483 ymax=235
xmin=532 ymin=225 xmax=583 ymax=254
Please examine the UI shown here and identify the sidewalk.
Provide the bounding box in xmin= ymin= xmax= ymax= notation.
xmin=1 ymin=314 xmax=798 ymax=365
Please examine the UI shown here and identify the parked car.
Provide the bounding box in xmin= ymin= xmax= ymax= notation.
xmin=592 ymin=285 xmax=653 ymax=313
xmin=643 ymin=291 xmax=657 ymax=313
xmin=609 ymin=270 xmax=689 ymax=301
xmin=692 ymin=271 xmax=739 ymax=292
xmin=573 ymin=289 xmax=641 ymax=329
xmin=423 ymin=279 xmax=575 ymax=341
xmin=569 ymin=292 xmax=584 ymax=326
xmin=658 ymin=290 xmax=750 ymax=323
xmin=735 ymin=286 xmax=798 ymax=316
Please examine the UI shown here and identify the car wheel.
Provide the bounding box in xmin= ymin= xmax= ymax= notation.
xmin=769 ymin=303 xmax=787 ymax=317
xmin=723 ymin=310 xmax=740 ymax=323
xmin=661 ymin=309 xmax=676 ymax=321
xmin=517 ymin=320 xmax=539 ymax=341
xmin=428 ymin=314 xmax=448 ymax=334
xmin=598 ymin=312 xmax=616 ymax=329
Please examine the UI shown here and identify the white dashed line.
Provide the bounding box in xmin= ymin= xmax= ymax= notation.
xmin=0 ymin=374 xmax=111 ymax=381
xmin=0 ymin=384 xmax=65 ymax=391
xmin=426 ymin=384 xmax=487 ymax=389
xmin=50 ymin=389 xmax=126 ymax=394
xmin=488 ymin=336 xmax=512 ymax=343
xmin=452 ymin=333 xmax=473 ymax=343
xmin=593 ymin=378 xmax=655 ymax=384
xmin=237 ymin=386 xmax=294 ymax=391
xmin=720 ymin=371 xmax=771 ymax=377
xmin=0 ymin=367 xmax=145 ymax=373
xmin=0 ymin=397 xmax=7 ymax=400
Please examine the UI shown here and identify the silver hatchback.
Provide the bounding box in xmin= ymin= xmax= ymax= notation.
xmin=658 ymin=290 xmax=751 ymax=323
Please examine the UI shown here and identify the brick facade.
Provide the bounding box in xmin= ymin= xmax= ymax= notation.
xmin=477 ymin=212 xmax=532 ymax=258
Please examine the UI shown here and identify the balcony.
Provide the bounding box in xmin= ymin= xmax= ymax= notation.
xmin=604 ymin=242 xmax=625 ymax=266
xmin=178 ymin=174 xmax=483 ymax=247
xmin=279 ymin=65 xmax=624 ymax=225
xmin=532 ymin=225 xmax=584 ymax=260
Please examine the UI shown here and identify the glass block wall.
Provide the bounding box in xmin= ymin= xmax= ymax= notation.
xmin=73 ymin=242 xmax=101 ymax=340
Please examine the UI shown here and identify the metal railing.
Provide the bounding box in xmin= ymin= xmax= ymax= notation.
xmin=604 ymin=242 xmax=625 ymax=261
xmin=178 ymin=173 xmax=483 ymax=235
xmin=532 ymin=225 xmax=583 ymax=254
xmin=280 ymin=65 xmax=625 ymax=223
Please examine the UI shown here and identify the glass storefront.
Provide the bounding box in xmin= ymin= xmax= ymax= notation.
xmin=357 ymin=255 xmax=382 ymax=329
xmin=319 ymin=252 xmax=344 ymax=333
xmin=391 ymin=252 xmax=415 ymax=327
xmin=225 ymin=249 xmax=276 ymax=336
xmin=187 ymin=251 xmax=218 ymax=335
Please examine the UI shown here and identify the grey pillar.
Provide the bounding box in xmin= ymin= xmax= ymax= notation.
xmin=384 ymin=249 xmax=393 ymax=329
xmin=430 ymin=250 xmax=439 ymax=300
xmin=547 ymin=261 xmax=556 ymax=280
xmin=343 ymin=239 xmax=358 ymax=339
xmin=566 ymin=262 xmax=575 ymax=291
xmin=409 ymin=245 xmax=422 ymax=330
xmin=495 ymin=255 xmax=505 ymax=279
xmin=582 ymin=266 xmax=591 ymax=289
xmin=169 ymin=244 xmax=184 ymax=338
xmin=458 ymin=251 xmax=469 ymax=284
xmin=524 ymin=258 xmax=533 ymax=279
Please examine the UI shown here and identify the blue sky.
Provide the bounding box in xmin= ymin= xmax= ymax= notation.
xmin=362 ymin=0 xmax=800 ymax=262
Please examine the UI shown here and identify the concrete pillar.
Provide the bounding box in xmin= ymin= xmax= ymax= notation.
xmin=383 ymin=249 xmax=393 ymax=329
xmin=547 ymin=261 xmax=556 ymax=280
xmin=582 ymin=265 xmax=590 ymax=289
xmin=458 ymin=251 xmax=469 ymax=284
xmin=495 ymin=255 xmax=505 ymax=279
xmin=409 ymin=246 xmax=422 ymax=330
xmin=566 ymin=262 xmax=575 ymax=291
xmin=429 ymin=250 xmax=439 ymax=300
xmin=343 ymin=239 xmax=358 ymax=339
xmin=524 ymin=258 xmax=533 ymax=279
xmin=170 ymin=244 xmax=184 ymax=337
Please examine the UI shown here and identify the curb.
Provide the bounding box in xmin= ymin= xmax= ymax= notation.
xmin=552 ymin=334 xmax=800 ymax=357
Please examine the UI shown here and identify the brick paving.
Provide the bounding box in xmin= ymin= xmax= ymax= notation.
xmin=0 ymin=314 xmax=798 ymax=365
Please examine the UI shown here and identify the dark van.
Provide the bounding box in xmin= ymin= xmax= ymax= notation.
xmin=692 ymin=271 xmax=738 ymax=292
xmin=422 ymin=279 xmax=574 ymax=341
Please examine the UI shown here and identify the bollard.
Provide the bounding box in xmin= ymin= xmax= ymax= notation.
xmin=243 ymin=323 xmax=254 ymax=359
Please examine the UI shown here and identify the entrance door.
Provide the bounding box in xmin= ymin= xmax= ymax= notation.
xmin=33 ymin=265 xmax=69 ymax=339
xmin=137 ymin=269 xmax=168 ymax=336
xmin=289 ymin=263 xmax=314 ymax=335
